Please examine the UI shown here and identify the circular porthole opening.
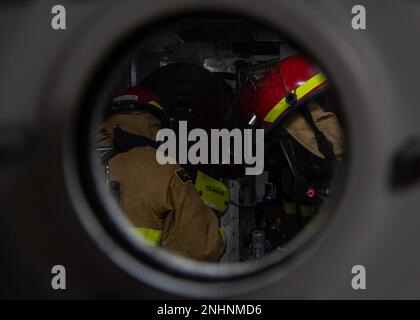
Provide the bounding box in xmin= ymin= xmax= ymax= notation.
xmin=76 ymin=11 xmax=349 ymax=293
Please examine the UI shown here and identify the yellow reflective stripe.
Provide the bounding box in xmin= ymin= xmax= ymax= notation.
xmin=300 ymin=206 xmax=316 ymax=217
xmin=194 ymin=171 xmax=230 ymax=214
xmin=283 ymin=202 xmax=316 ymax=217
xmin=264 ymin=73 xmax=328 ymax=123
xmin=284 ymin=202 xmax=297 ymax=215
xmin=219 ymin=228 xmax=227 ymax=247
xmin=148 ymin=100 xmax=163 ymax=110
xmin=219 ymin=228 xmax=227 ymax=255
xmin=130 ymin=227 xmax=162 ymax=245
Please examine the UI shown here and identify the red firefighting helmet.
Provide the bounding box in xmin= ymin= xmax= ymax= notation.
xmin=246 ymin=55 xmax=328 ymax=127
xmin=109 ymin=87 xmax=170 ymax=128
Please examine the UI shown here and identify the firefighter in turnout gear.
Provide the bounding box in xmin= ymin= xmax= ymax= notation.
xmin=237 ymin=55 xmax=345 ymax=249
xmin=97 ymin=87 xmax=225 ymax=262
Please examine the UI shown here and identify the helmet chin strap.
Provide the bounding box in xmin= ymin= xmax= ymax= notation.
xmin=297 ymin=103 xmax=336 ymax=161
xmin=279 ymin=87 xmax=337 ymax=162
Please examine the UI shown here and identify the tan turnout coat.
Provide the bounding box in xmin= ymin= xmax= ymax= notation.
xmin=97 ymin=112 xmax=224 ymax=261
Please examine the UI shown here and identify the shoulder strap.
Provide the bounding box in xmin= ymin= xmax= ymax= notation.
xmin=98 ymin=127 xmax=199 ymax=181
xmin=113 ymin=127 xmax=160 ymax=151
xmin=98 ymin=127 xmax=160 ymax=163
xmin=98 ymin=147 xmax=120 ymax=164
xmin=298 ymin=106 xmax=336 ymax=161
